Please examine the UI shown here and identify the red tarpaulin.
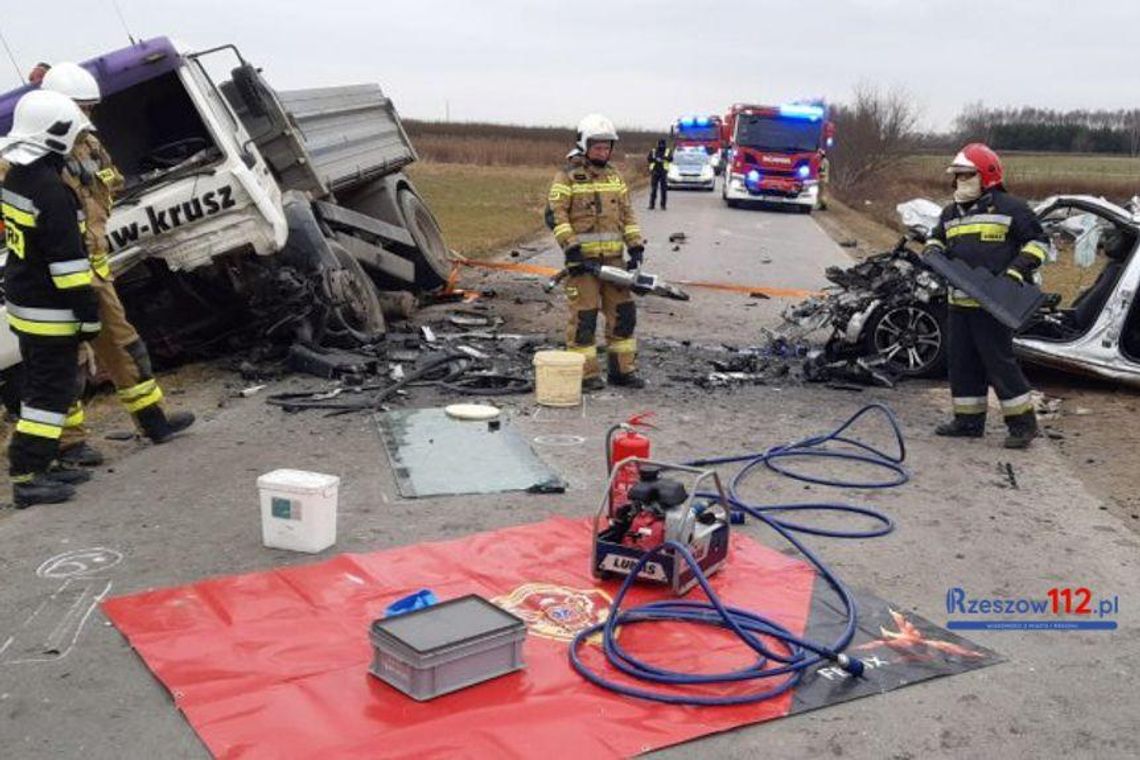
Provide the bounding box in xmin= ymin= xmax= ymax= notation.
xmin=104 ymin=517 xmax=817 ymax=759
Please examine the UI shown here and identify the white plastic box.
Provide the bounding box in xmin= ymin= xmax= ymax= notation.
xmin=257 ymin=469 xmax=340 ymax=553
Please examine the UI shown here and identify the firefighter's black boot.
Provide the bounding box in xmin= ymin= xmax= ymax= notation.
xmin=934 ymin=415 xmax=985 ymax=438
xmin=607 ymin=353 xmax=646 ymax=389
xmin=13 ymin=474 xmax=76 ymax=509
xmin=1004 ymin=412 xmax=1039 ymax=450
xmin=136 ymin=407 xmax=196 ymax=444
xmin=608 ymin=372 xmax=646 ymax=389
xmin=59 ymin=442 xmax=104 ymax=467
xmin=46 ymin=462 xmax=93 ymax=485
xmin=582 ymin=376 xmax=607 ymax=392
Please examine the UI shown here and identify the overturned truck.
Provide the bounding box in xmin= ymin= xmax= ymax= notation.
xmin=0 ymin=37 xmax=450 ymax=380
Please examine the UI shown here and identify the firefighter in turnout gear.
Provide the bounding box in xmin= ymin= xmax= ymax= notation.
xmin=646 ymin=139 xmax=671 ymax=210
xmin=923 ymin=143 xmax=1044 ymax=449
xmin=817 ymin=149 xmax=830 ymax=211
xmin=1 ymin=90 xmax=99 ymax=507
xmin=548 ymin=114 xmax=645 ymax=390
xmin=42 ymin=62 xmax=195 ymax=465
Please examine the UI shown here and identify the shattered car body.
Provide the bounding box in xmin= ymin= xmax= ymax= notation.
xmin=779 ymin=239 xmax=949 ymax=380
xmin=780 ymin=196 xmax=1140 ymax=387
xmin=1016 ymin=195 xmax=1140 ymax=385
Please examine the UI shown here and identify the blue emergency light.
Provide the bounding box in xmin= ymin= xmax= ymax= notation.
xmin=797 ymin=164 xmax=811 ymax=179
xmin=696 ymin=117 xmax=709 ymax=127
xmin=779 ymin=104 xmax=824 ymax=121
xmin=681 ymin=117 xmax=695 ymax=128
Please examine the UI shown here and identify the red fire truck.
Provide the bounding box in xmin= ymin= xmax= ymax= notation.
xmin=721 ymin=102 xmax=835 ymax=212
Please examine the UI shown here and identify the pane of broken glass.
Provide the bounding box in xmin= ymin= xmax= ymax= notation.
xmin=376 ymin=408 xmax=564 ymax=498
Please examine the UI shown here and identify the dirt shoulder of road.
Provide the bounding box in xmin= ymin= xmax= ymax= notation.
xmin=813 ymin=200 xmax=1140 ymax=532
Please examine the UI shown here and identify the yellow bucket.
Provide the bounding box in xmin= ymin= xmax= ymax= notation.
xmin=533 ymin=350 xmax=587 ymax=407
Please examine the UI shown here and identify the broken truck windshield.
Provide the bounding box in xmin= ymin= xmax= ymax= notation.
xmin=94 ymin=70 xmax=222 ymax=190
xmin=736 ymin=117 xmax=821 ymax=152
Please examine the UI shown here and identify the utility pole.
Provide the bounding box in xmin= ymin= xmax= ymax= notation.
xmin=445 ymin=99 xmax=450 ymax=122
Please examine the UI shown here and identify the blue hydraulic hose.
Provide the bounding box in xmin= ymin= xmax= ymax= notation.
xmin=569 ymin=404 xmax=906 ymax=705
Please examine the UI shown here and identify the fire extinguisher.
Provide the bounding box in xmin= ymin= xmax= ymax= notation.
xmin=606 ymin=413 xmax=654 ymax=512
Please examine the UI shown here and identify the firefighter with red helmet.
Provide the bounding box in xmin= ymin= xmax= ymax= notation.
xmin=923 ymin=143 xmax=1046 ymax=448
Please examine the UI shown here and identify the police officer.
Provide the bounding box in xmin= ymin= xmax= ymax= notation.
xmin=1 ymin=90 xmax=100 ymax=507
xmin=42 ymin=62 xmax=194 ymax=466
xmin=924 ymin=143 xmax=1045 ymax=449
xmin=646 ymin=138 xmax=671 ymax=210
xmin=548 ymin=114 xmax=645 ymax=390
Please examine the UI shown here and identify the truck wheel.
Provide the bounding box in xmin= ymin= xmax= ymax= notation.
xmin=863 ymin=302 xmax=947 ymax=378
xmin=326 ymin=240 xmax=386 ymax=340
xmin=398 ymin=189 xmax=451 ymax=291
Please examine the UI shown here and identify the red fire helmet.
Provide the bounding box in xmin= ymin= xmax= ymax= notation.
xmin=946 ymin=143 xmax=1004 ymax=190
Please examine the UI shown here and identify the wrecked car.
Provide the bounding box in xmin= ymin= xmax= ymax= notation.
xmin=0 ymin=36 xmax=451 ymax=398
xmin=781 ymin=196 xmax=1140 ymax=386
xmin=778 ymin=202 xmax=949 ymax=380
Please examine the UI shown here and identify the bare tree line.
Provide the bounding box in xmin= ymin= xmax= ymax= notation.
xmin=952 ymin=103 xmax=1140 ymax=155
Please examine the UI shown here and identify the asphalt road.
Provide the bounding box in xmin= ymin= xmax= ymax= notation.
xmin=0 ymin=184 xmax=1137 ymax=759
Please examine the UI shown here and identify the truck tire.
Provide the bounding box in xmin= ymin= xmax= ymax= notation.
xmin=398 ymin=189 xmax=451 ymax=291
xmin=327 ymin=240 xmax=386 ymax=340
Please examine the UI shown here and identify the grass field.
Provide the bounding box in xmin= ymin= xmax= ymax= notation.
xmin=837 ymin=151 xmax=1140 ymax=236
xmin=408 ymin=162 xmax=556 ymax=256
xmin=900 ymin=152 xmax=1140 ymax=203
xmin=905 ymin=152 xmax=1140 ymax=180
xmin=409 ymin=158 xmax=648 ymax=257
xmin=405 ymin=120 xmax=662 ymax=167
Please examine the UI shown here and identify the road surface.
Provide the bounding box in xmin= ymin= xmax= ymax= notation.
xmin=0 ymin=185 xmax=1136 ymax=759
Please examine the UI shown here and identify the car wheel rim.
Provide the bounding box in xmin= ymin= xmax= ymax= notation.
xmin=873 ymin=307 xmax=941 ymax=373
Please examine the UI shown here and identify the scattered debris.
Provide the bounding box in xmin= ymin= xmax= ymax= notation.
xmin=239 ymin=385 xmax=267 ymax=398
xmin=104 ymin=430 xmax=136 ymax=441
xmin=1035 ymin=393 xmax=1064 ymax=420
xmin=287 ymin=344 xmax=379 ymax=380
xmin=1000 ymin=462 xmax=1019 ymax=490
xmin=668 ymin=232 xmax=687 ymax=243
xmin=448 ymin=310 xmax=498 ymax=328
xmin=839 ymin=239 xmax=858 ymax=248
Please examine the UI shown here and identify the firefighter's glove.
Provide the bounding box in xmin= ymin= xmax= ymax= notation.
xmin=626 ymin=245 xmax=645 ymax=271
xmin=565 ymin=244 xmax=595 ymax=275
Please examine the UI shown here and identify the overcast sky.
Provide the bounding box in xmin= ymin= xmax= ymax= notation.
xmin=0 ymin=0 xmax=1137 ymax=132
